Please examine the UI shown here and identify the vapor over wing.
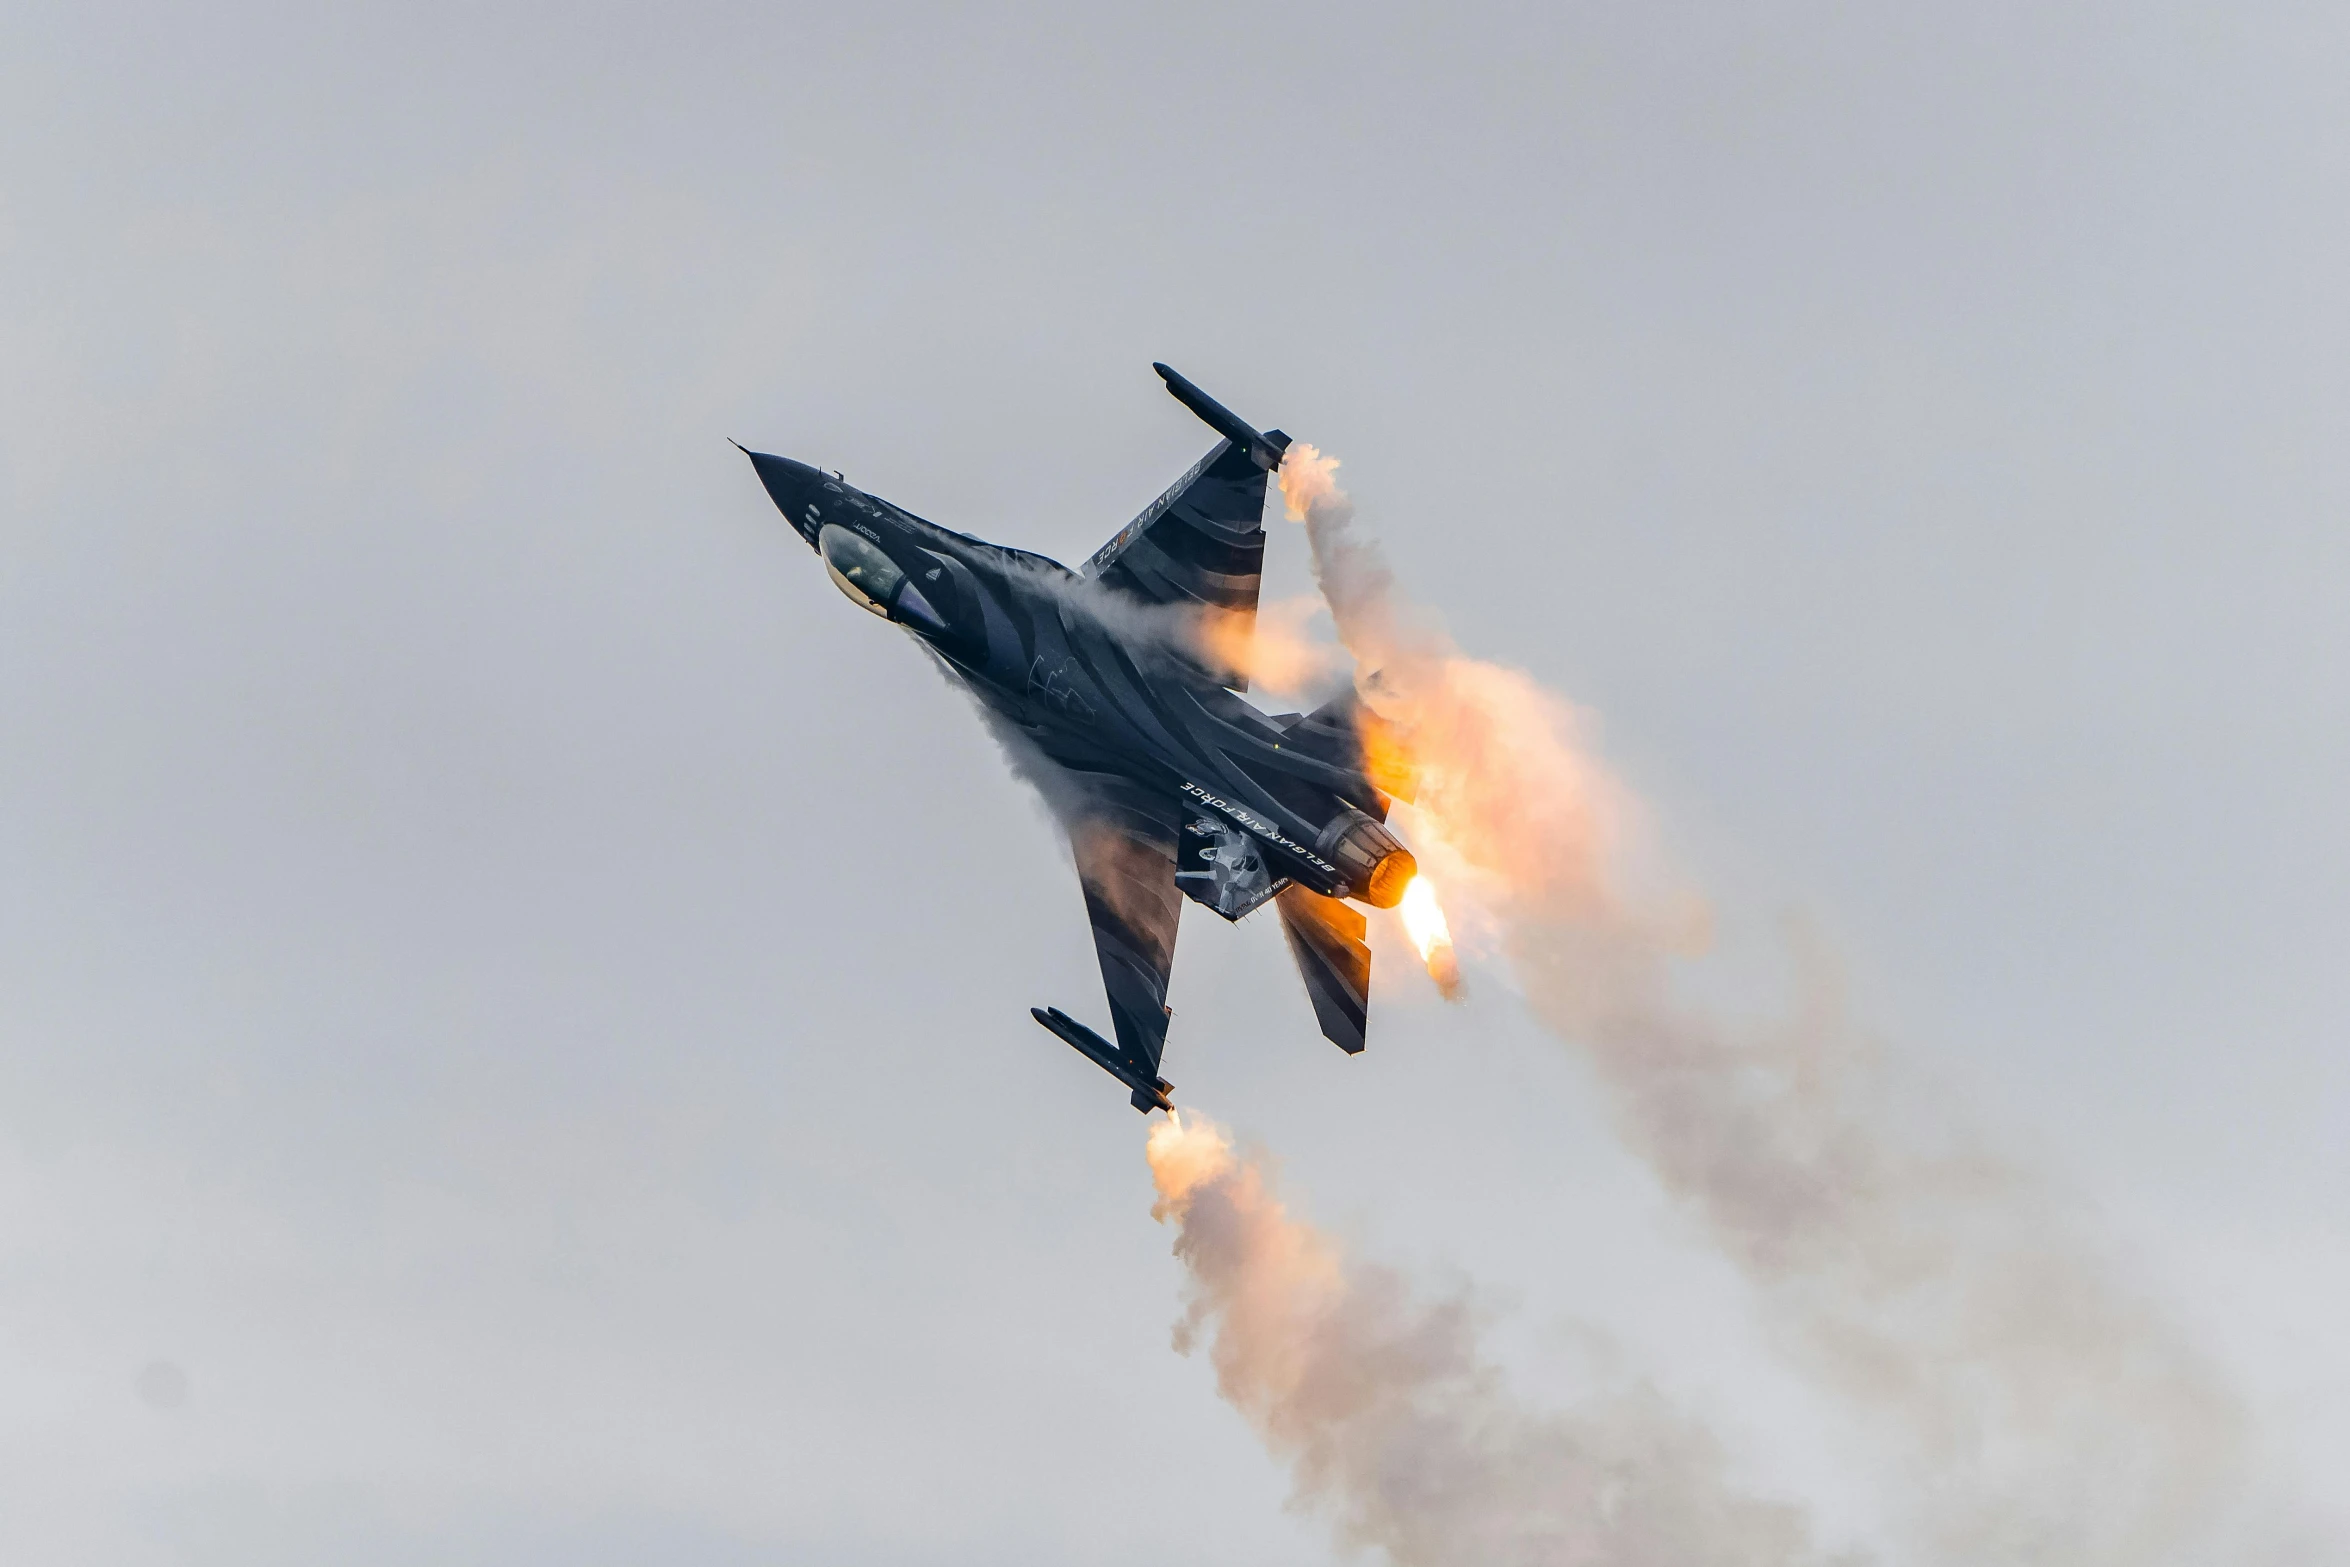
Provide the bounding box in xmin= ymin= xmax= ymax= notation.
xmin=1057 ymin=770 xmax=1186 ymax=1076
xmin=1083 ymin=439 xmax=1270 ymax=689
xmin=1273 ymin=685 xmax=1417 ymax=818
xmin=1276 ymin=884 xmax=1371 ymax=1055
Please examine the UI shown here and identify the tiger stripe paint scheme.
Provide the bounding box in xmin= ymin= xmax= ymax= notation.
xmin=738 ymin=365 xmax=1418 ymax=1111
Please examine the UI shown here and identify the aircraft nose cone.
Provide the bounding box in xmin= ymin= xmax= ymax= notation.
xmin=735 ymin=445 xmax=829 ymax=542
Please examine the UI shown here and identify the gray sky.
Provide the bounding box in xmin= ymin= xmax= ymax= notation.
xmin=3 ymin=2 xmax=2345 ymax=1560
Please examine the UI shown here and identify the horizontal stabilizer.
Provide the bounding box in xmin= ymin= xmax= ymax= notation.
xmin=1277 ymin=885 xmax=1372 ymax=1055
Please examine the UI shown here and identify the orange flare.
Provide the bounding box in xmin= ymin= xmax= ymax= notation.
xmin=1399 ymin=876 xmax=1464 ymax=1000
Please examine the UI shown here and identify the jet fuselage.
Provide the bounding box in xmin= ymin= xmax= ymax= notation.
xmin=739 ymin=364 xmax=1409 ymax=1106
xmin=740 ymin=449 xmax=1407 ymax=908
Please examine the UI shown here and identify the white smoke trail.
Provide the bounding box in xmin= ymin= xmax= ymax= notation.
xmin=998 ymin=555 xmax=1348 ymax=696
xmin=1146 ymin=1113 xmax=1844 ymax=1567
xmin=1259 ymin=444 xmax=2247 ymax=1564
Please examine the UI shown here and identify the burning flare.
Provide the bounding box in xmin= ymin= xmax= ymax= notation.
xmin=1263 ymin=436 xmax=2252 ymax=1562
xmin=1397 ymin=874 xmax=1462 ymax=1000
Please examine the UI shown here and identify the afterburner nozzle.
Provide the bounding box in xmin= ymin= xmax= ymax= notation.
xmin=1362 ymin=848 xmax=1418 ymax=910
xmin=1317 ymin=807 xmax=1417 ymax=909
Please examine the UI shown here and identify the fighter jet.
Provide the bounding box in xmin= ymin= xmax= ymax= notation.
xmin=738 ymin=365 xmax=1419 ymax=1113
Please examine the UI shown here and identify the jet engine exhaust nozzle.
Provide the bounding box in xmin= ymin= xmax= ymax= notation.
xmin=1317 ymin=808 xmax=1417 ymax=909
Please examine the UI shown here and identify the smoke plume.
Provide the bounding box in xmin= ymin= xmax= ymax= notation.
xmin=1219 ymin=445 xmax=2251 ymax=1563
xmin=1146 ymin=1113 xmax=1839 ymax=1567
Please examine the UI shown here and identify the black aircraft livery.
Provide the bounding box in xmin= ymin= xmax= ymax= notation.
xmin=739 ymin=365 xmax=1419 ymax=1113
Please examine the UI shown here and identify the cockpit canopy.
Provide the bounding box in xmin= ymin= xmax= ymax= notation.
xmin=817 ymin=523 xmax=944 ymax=631
xmin=819 ymin=524 xmax=904 ymax=615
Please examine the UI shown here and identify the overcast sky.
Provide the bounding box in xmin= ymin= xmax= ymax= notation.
xmin=3 ymin=2 xmax=2346 ymax=1561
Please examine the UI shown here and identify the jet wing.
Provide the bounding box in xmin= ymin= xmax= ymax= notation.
xmin=1083 ymin=438 xmax=1270 ymax=689
xmin=1052 ymin=769 xmax=1186 ymax=1084
xmin=1081 ymin=368 xmax=1302 ymax=689
xmin=1276 ymin=884 xmax=1371 ymax=1055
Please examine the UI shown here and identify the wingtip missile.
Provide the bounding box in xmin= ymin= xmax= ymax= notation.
xmin=1031 ymin=1005 xmax=1175 ymax=1114
xmin=1152 ymin=363 xmax=1290 ymax=473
